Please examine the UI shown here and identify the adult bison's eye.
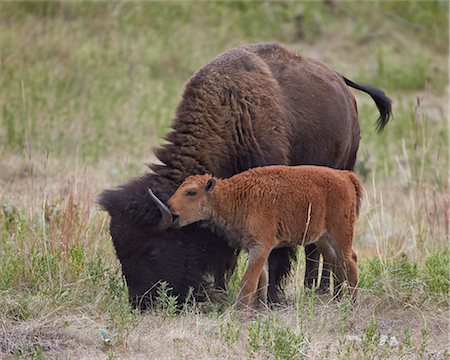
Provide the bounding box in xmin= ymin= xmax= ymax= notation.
xmin=147 ymin=248 xmax=160 ymax=260
xmin=186 ymin=190 xmax=197 ymax=197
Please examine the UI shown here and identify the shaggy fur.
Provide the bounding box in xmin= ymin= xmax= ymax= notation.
xmin=168 ymin=166 xmax=363 ymax=308
xmin=98 ymin=43 xmax=391 ymax=310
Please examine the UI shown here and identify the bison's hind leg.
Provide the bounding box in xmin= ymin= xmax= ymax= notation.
xmin=314 ymin=234 xmax=341 ymax=298
xmin=314 ymin=231 xmax=358 ymax=302
xmin=304 ymin=244 xmax=331 ymax=294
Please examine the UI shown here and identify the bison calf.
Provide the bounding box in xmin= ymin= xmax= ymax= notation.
xmin=162 ymin=165 xmax=362 ymax=309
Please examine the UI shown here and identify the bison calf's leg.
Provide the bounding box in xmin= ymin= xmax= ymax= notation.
xmin=314 ymin=234 xmax=345 ymax=299
xmin=316 ymin=233 xmax=358 ymax=301
xmin=330 ymin=250 xmax=358 ymax=301
xmin=256 ymin=261 xmax=269 ymax=308
xmin=239 ymin=245 xmax=271 ymax=309
xmin=344 ymin=250 xmax=358 ymax=301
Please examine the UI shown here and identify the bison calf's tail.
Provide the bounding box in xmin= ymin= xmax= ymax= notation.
xmin=347 ymin=172 xmax=364 ymax=216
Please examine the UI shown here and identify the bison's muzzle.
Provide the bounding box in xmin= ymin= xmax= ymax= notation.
xmin=172 ymin=214 xmax=181 ymax=229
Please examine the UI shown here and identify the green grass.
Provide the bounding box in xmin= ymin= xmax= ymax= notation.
xmin=0 ymin=1 xmax=448 ymax=358
xmin=1 ymin=1 xmax=447 ymax=167
xmin=359 ymin=252 xmax=449 ymax=300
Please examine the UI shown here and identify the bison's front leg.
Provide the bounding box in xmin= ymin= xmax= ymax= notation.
xmin=239 ymin=245 xmax=271 ymax=309
xmin=267 ymin=247 xmax=296 ymax=303
xmin=304 ymin=244 xmax=331 ymax=293
xmin=256 ymin=260 xmax=269 ymax=308
xmin=213 ymin=244 xmax=239 ymax=291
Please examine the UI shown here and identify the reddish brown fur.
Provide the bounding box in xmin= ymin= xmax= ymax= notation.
xmin=168 ymin=165 xmax=363 ymax=309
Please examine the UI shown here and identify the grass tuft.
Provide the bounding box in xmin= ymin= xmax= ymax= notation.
xmin=0 ymin=1 xmax=448 ymax=358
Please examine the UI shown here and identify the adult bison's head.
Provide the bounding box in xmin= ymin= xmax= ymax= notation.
xmin=98 ymin=175 xmax=235 ymax=310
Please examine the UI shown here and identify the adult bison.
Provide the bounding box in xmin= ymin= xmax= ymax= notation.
xmin=99 ymin=43 xmax=391 ymax=310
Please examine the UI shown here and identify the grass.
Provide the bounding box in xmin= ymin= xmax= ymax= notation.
xmin=0 ymin=1 xmax=449 ymax=358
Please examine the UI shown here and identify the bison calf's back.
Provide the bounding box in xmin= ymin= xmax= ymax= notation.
xmin=167 ymin=165 xmax=362 ymax=308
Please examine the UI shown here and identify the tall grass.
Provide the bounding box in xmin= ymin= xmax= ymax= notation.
xmin=0 ymin=1 xmax=448 ymax=358
xmin=1 ymin=1 xmax=447 ymax=166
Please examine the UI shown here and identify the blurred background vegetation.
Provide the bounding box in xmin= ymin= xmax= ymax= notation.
xmin=0 ymin=2 xmax=448 ymax=357
xmin=1 ymin=1 xmax=448 ymax=179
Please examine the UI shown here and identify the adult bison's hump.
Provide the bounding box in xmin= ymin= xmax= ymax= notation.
xmin=180 ymin=43 xmax=285 ymax=110
xmin=165 ymin=44 xmax=298 ymax=179
xmin=170 ymin=42 xmax=359 ymax=173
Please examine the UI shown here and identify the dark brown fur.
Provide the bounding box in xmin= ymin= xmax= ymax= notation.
xmin=154 ymin=44 xmax=366 ymax=181
xmin=98 ymin=43 xmax=391 ymax=310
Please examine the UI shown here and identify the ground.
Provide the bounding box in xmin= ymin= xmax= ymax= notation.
xmin=0 ymin=2 xmax=448 ymax=359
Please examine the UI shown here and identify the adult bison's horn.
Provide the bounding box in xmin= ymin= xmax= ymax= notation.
xmin=148 ymin=189 xmax=173 ymax=231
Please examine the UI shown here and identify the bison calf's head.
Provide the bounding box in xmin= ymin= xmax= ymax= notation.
xmin=168 ymin=175 xmax=216 ymax=228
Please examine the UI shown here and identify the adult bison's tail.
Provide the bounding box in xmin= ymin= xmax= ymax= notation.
xmin=343 ymin=76 xmax=392 ymax=133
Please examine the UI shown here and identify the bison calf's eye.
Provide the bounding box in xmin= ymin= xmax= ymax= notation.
xmin=186 ymin=190 xmax=197 ymax=197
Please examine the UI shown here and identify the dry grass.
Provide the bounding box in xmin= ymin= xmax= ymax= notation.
xmin=1 ymin=291 xmax=448 ymax=359
xmin=0 ymin=102 xmax=447 ymax=358
xmin=0 ymin=2 xmax=448 ymax=359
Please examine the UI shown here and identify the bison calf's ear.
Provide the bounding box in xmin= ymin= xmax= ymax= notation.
xmin=205 ymin=178 xmax=216 ymax=192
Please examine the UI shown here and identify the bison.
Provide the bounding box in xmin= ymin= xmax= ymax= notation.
xmin=165 ymin=165 xmax=363 ymax=309
xmin=98 ymin=43 xmax=391 ymax=310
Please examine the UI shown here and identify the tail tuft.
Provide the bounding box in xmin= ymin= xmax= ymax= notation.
xmin=343 ymin=76 xmax=393 ymax=133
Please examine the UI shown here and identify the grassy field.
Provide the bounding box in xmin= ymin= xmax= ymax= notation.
xmin=0 ymin=1 xmax=448 ymax=359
